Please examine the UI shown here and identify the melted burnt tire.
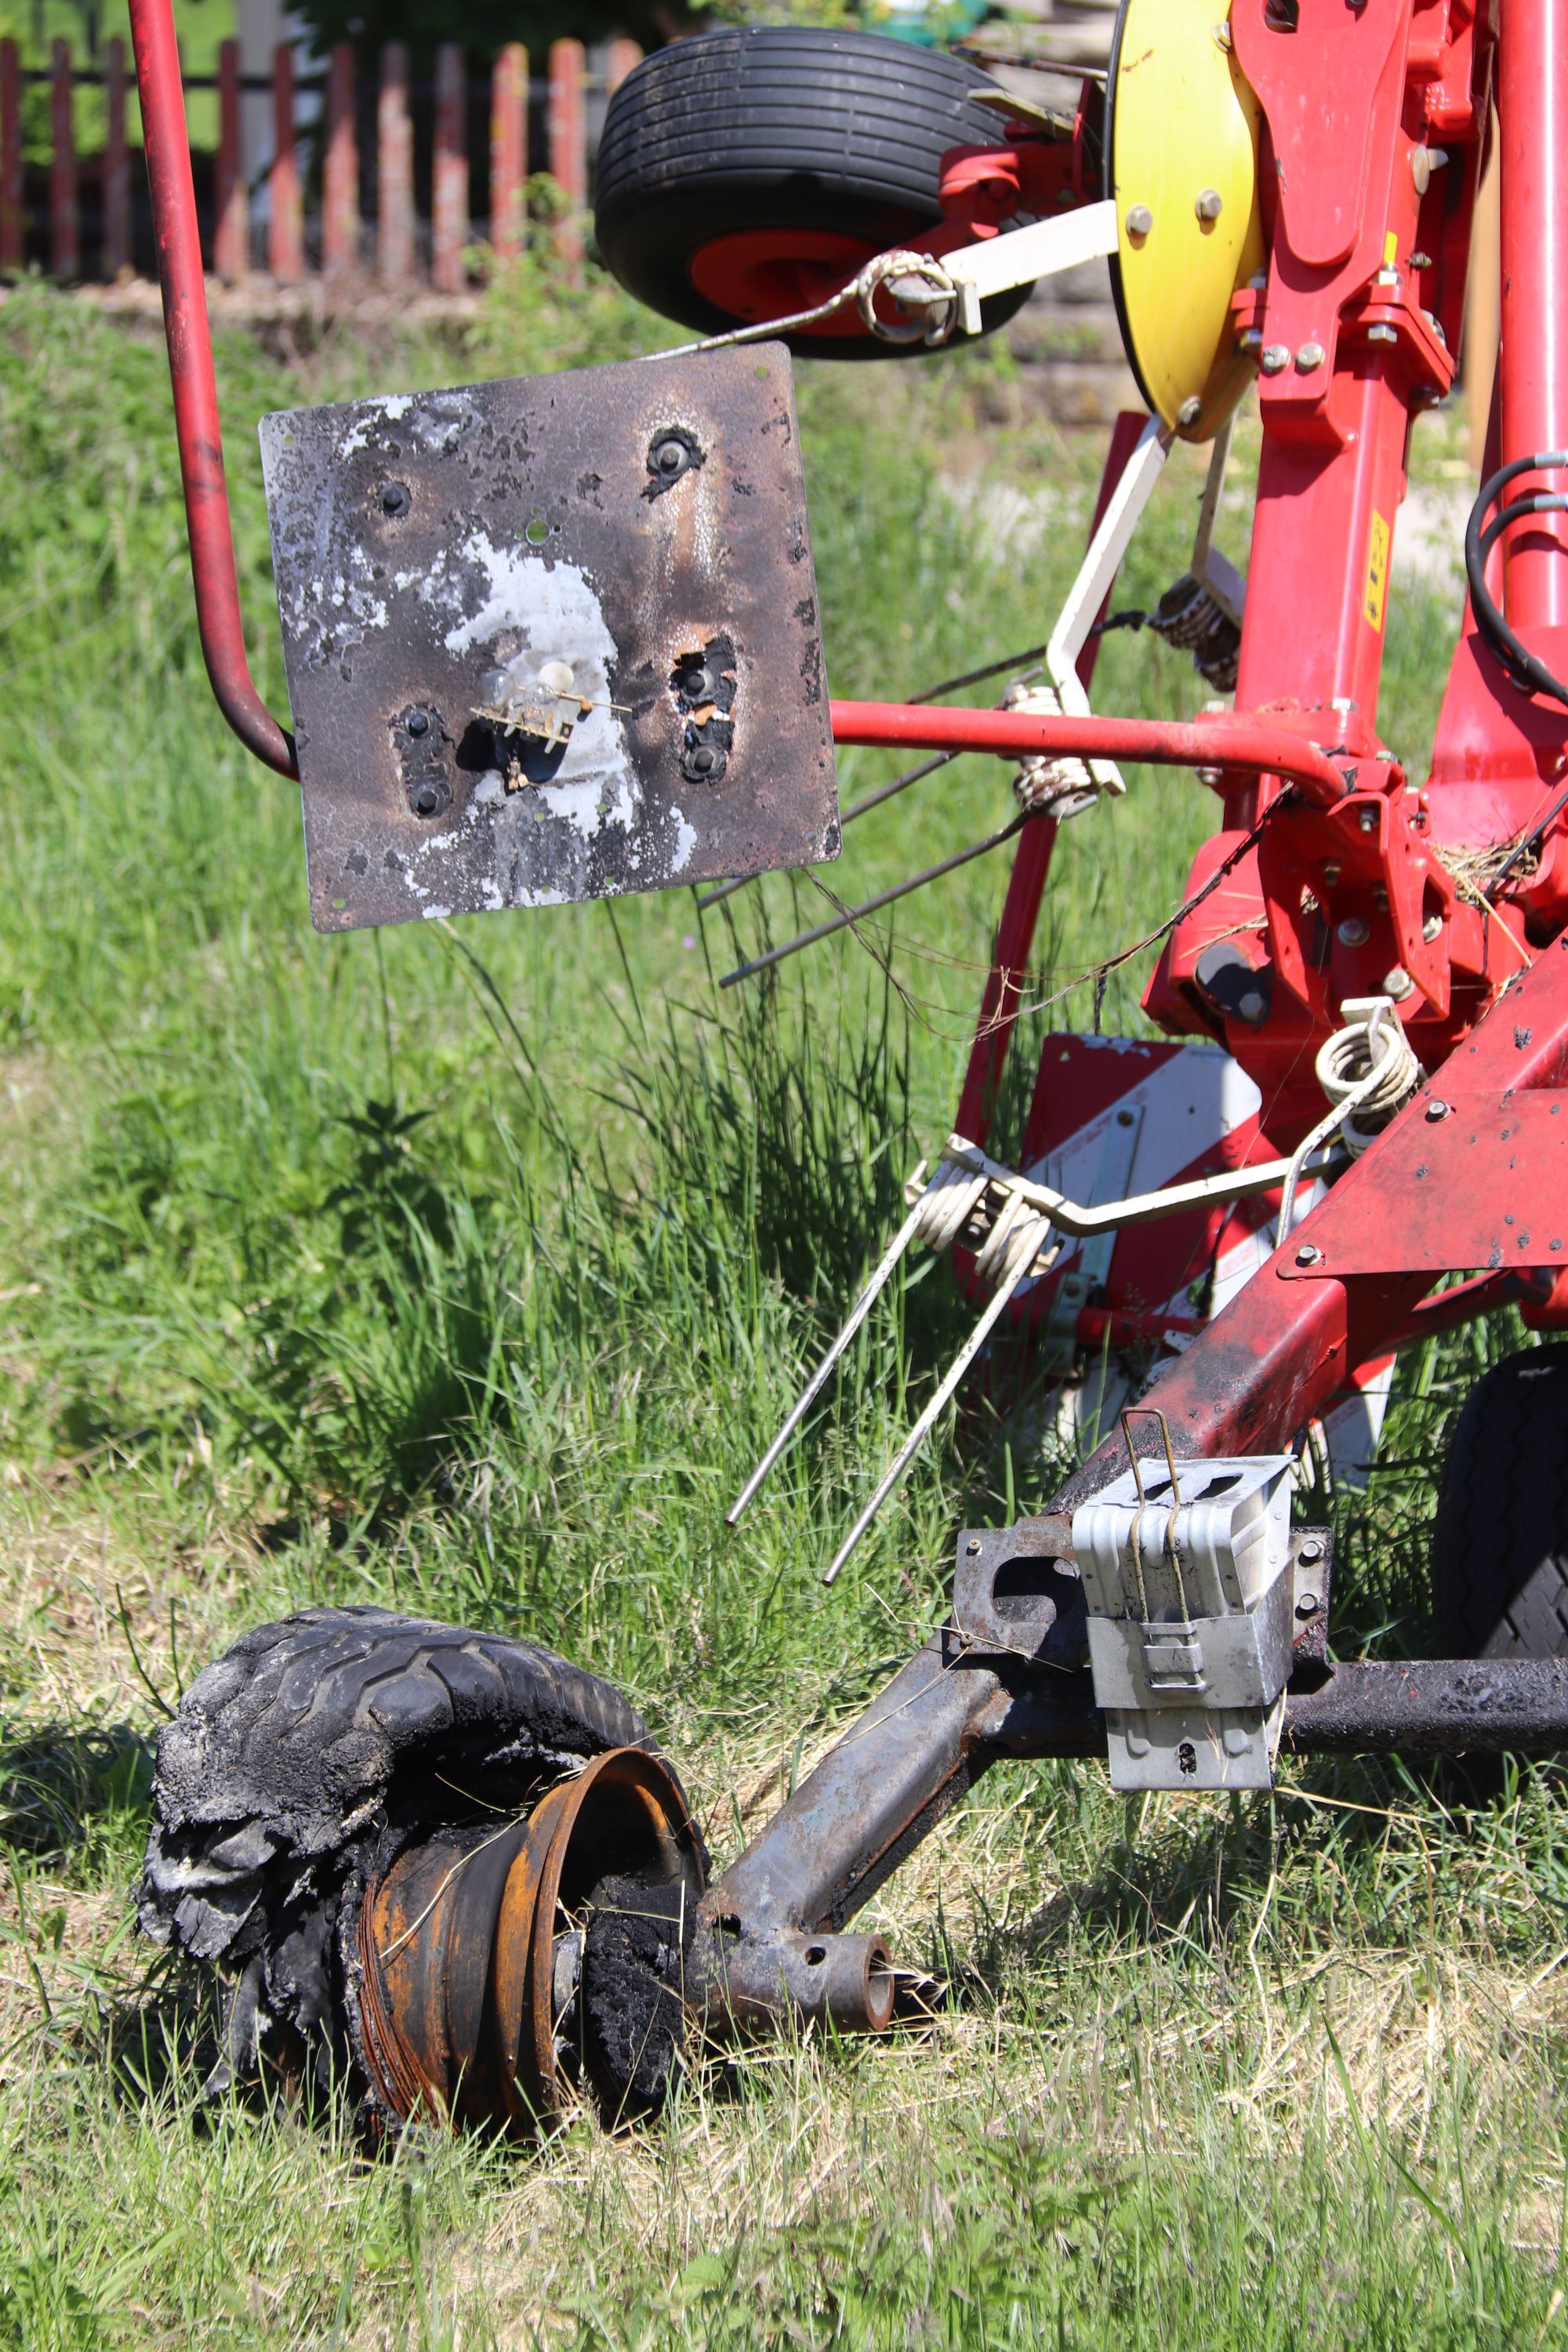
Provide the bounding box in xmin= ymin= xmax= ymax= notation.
xmin=138 ymin=1606 xmax=658 ymax=2116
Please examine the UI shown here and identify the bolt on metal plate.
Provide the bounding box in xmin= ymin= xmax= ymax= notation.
xmin=258 ymin=343 xmax=840 ymax=934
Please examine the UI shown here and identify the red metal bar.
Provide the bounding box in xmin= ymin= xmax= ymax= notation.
xmin=322 ymin=42 xmax=358 ymax=274
xmin=269 ymin=42 xmax=302 ymax=280
xmin=126 ymin=0 xmax=296 ymax=777
xmin=954 ymin=408 xmax=1147 ymax=1146
xmin=1497 ymin=0 xmax=1568 ymax=627
xmin=378 ymin=42 xmax=413 ymax=282
xmin=431 ymin=42 xmax=467 ymax=295
xmin=50 ymin=39 xmax=78 ymax=281
xmin=1 ymin=40 xmax=24 ymax=274
xmin=605 ymin=36 xmax=642 ymax=93
xmin=102 ymin=36 xmax=129 ymax=278
xmin=213 ymin=38 xmax=245 ymax=281
xmin=548 ymin=37 xmax=586 ymax=269
xmin=489 ymin=42 xmax=527 ymax=261
xmin=828 ymin=702 xmax=1349 ymax=808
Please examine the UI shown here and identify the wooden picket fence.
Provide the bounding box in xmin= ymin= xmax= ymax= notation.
xmin=0 ymin=34 xmax=642 ymax=289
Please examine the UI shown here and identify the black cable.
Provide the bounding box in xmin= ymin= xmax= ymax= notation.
xmin=1464 ymin=450 xmax=1568 ymax=709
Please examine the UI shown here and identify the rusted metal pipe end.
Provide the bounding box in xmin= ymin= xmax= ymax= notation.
xmin=692 ymin=1923 xmax=898 ymax=2038
xmin=358 ymin=1745 xmax=706 ymax=2135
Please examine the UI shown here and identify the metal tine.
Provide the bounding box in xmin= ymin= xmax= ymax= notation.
xmin=695 ymin=753 xmax=960 ymax=913
xmin=821 ymin=1210 xmax=1054 ymax=1587
xmin=725 ymin=1195 xmax=929 ymax=1527
xmin=720 ymin=814 xmax=1025 ymax=989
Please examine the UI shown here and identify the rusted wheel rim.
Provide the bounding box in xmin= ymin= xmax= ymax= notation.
xmin=359 ymin=1744 xmax=704 ymax=2135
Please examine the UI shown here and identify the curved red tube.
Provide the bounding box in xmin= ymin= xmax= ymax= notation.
xmin=128 ymin=0 xmax=297 ymax=778
xmin=829 ymin=699 xmax=1348 ymax=808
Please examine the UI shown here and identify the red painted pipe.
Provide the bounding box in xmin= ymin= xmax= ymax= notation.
xmin=127 ymin=0 xmax=297 ymax=778
xmin=828 ymin=701 xmax=1348 ymax=807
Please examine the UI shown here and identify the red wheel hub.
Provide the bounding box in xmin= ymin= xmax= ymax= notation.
xmin=688 ymin=228 xmax=904 ymax=339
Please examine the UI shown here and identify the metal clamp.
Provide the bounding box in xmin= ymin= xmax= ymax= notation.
xmin=1070 ymin=1411 xmax=1297 ymax=1791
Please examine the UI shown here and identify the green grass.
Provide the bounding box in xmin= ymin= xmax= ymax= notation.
xmin=0 ymin=270 xmax=1563 ymax=2347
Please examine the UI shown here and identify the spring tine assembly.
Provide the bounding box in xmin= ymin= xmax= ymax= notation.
xmin=728 ymin=1145 xmax=1060 ymax=1584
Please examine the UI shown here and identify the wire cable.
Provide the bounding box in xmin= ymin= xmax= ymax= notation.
xmin=1464 ymin=451 xmax=1568 ymax=709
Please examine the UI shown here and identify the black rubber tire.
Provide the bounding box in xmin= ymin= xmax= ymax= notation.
xmin=593 ymin=27 xmax=1036 ymax=355
xmin=139 ymin=1606 xmax=660 ymax=2104
xmin=1432 ymin=1345 xmax=1568 ymax=1657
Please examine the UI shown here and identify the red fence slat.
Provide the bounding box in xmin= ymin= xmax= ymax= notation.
xmin=0 ymin=41 xmax=20 ymax=274
xmin=378 ymin=42 xmax=413 ymax=281
xmin=323 ymin=42 xmax=358 ymax=273
xmin=103 ymin=36 xmax=129 ymax=277
xmin=50 ymin=38 xmax=78 ymax=280
xmin=490 ymin=42 xmax=527 ymax=261
xmin=431 ymin=42 xmax=466 ymax=293
xmin=270 ymin=40 xmax=303 ymax=278
xmin=214 ymin=38 xmax=245 ymax=280
xmin=548 ymin=38 xmax=586 ymax=270
xmin=606 ymin=38 xmax=642 ymax=94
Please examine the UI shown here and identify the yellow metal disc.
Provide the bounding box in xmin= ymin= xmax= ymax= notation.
xmin=1105 ymin=0 xmax=1265 ymax=442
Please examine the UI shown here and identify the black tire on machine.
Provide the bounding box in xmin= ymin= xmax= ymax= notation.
xmin=1432 ymin=1345 xmax=1568 ymax=1659
xmin=593 ymin=26 xmax=1038 ymax=355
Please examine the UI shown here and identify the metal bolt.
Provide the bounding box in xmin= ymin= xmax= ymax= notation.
xmin=688 ymin=745 xmax=719 ymax=775
xmin=1357 ymin=805 xmax=1378 ymax=833
xmin=1196 ymin=764 xmax=1225 ymax=786
xmin=652 ymin=436 xmax=687 ymax=474
xmin=1323 ymin=862 xmax=1341 ymax=885
xmin=1411 ymin=145 xmax=1433 ymax=194
xmin=1126 ymin=205 xmax=1153 ymax=240
xmin=1296 ymin=1592 xmax=1320 ymax=1618
xmin=1296 ymin=340 xmax=1325 ymax=371
xmin=1368 ymin=323 xmax=1398 ymax=343
xmin=1296 ymin=1243 xmax=1323 ymax=1266
xmin=1422 ymin=909 xmax=1443 ymax=942
xmin=1337 ymin=915 xmax=1370 ymax=946
xmin=1425 ymin=1098 xmax=1451 ymax=1120
xmin=1178 ymin=395 xmax=1203 ymax=427
xmin=681 ymin=667 xmax=717 ymax=704
xmin=380 ymin=481 xmax=411 ymax=517
xmin=1298 ymin=1537 xmax=1324 ymax=1565
xmin=1410 ymin=250 xmax=1433 ymax=270
xmin=966 ymin=1537 xmax=982 ymax=1555
xmin=1195 ymin=187 xmax=1224 ymax=221
xmin=406 ymin=710 xmax=430 ymax=738
xmin=412 ymin=783 xmax=441 ymax=816
xmin=1117 ymin=1108 xmax=1136 ymax=1127
xmin=1238 ymin=990 xmax=1267 ymax=1024
xmin=1211 ymin=21 xmax=1232 ymax=48
xmin=1260 ymin=343 xmax=1290 ymax=375
xmin=1382 ymin=967 xmax=1415 ymax=1000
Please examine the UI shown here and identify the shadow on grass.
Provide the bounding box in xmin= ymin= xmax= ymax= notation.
xmin=0 ymin=1719 xmax=154 ymax=1863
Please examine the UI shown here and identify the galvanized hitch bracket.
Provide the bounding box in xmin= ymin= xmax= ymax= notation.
xmin=1072 ymin=1413 xmax=1296 ymax=1793
xmin=259 ymin=344 xmax=839 ymax=934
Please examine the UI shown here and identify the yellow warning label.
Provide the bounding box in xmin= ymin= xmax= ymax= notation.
xmin=1383 ymin=228 xmax=1399 ymax=268
xmin=1364 ymin=510 xmax=1390 ymax=632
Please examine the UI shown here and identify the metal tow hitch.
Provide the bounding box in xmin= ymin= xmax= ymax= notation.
xmin=1072 ymin=1414 xmax=1298 ymax=1792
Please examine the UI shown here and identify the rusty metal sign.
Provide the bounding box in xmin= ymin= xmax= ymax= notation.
xmin=259 ymin=343 xmax=839 ymax=934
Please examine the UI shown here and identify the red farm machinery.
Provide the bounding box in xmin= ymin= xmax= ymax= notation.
xmin=124 ymin=0 xmax=1568 ymax=2135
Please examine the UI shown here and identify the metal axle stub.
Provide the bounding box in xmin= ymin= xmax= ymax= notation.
xmin=259 ymin=344 xmax=838 ymax=934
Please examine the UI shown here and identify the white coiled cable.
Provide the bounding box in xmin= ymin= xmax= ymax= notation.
xmin=1315 ymin=1006 xmax=1424 ymax=1156
xmin=1278 ymin=997 xmax=1425 ymax=1236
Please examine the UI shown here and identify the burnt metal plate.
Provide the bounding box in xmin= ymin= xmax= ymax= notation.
xmin=258 ymin=343 xmax=839 ymax=934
